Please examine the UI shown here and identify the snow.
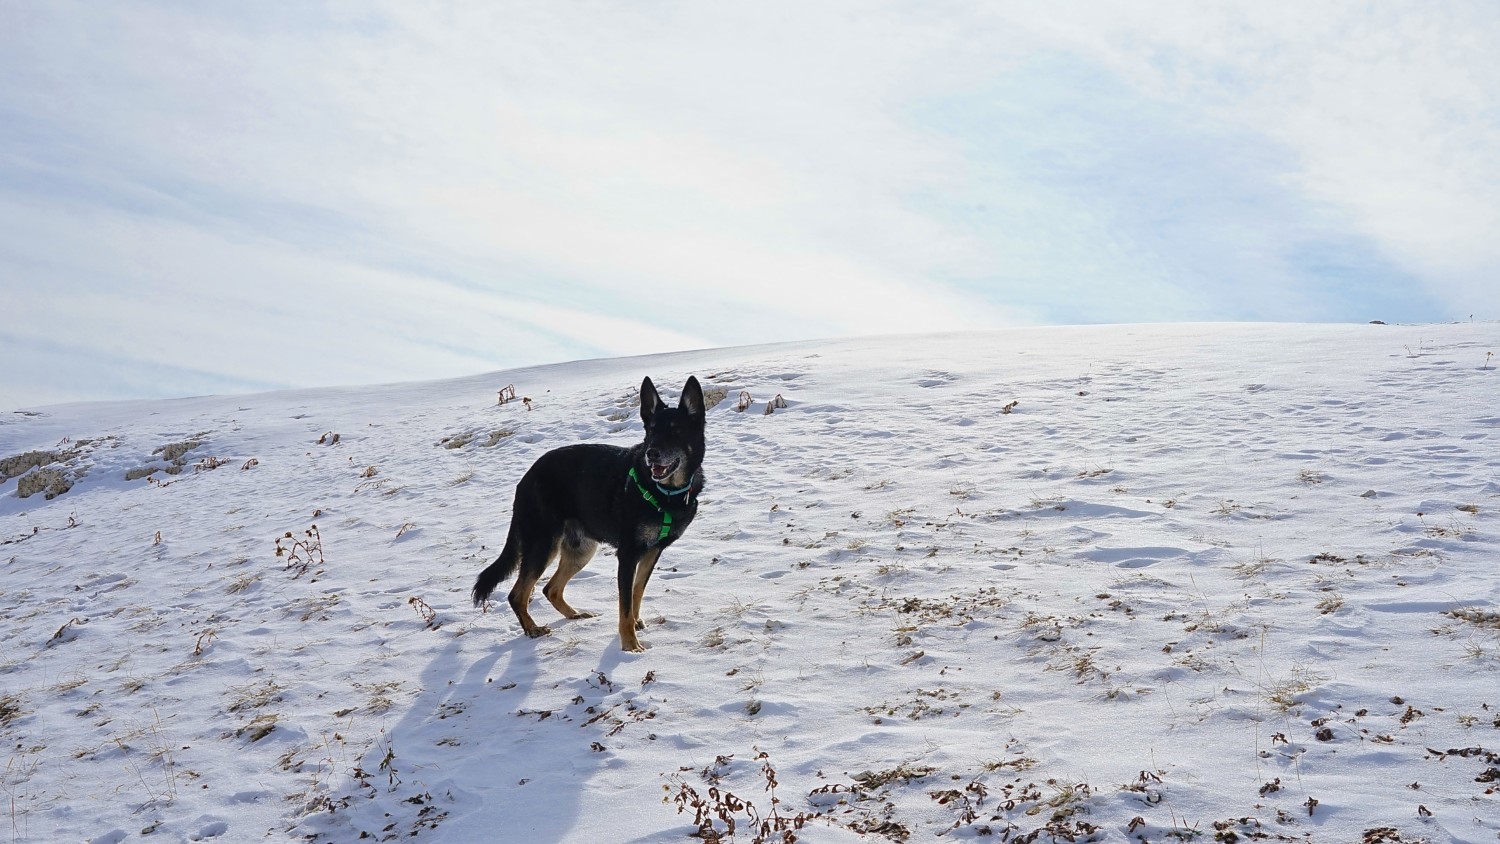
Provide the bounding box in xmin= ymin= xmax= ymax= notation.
xmin=1 ymin=322 xmax=1498 ymax=844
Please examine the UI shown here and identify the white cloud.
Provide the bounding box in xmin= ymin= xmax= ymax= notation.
xmin=0 ymin=196 xmax=711 ymax=397
xmin=2 ymin=1 xmax=1496 ymax=406
xmin=1003 ymin=1 xmax=1500 ymax=312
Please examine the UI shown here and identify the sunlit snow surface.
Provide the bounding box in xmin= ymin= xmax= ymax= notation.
xmin=2 ymin=323 xmax=1498 ymax=843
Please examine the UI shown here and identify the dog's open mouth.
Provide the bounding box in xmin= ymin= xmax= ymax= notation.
xmin=648 ymin=458 xmax=680 ymax=481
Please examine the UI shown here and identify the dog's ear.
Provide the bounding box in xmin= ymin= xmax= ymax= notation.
xmin=640 ymin=376 xmax=665 ymax=425
xmin=680 ymin=376 xmax=705 ymax=420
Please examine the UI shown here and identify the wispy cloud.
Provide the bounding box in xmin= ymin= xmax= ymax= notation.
xmin=2 ymin=1 xmax=1496 ymax=407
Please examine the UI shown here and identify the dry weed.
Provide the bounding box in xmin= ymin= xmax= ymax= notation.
xmin=275 ymin=524 xmax=324 ymax=578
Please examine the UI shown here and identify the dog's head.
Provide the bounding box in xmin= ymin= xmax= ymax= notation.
xmin=639 ymin=375 xmax=705 ymax=488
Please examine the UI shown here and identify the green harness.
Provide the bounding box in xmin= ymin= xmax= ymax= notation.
xmin=628 ymin=466 xmax=691 ymax=542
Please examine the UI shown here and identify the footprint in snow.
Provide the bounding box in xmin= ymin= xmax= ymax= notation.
xmin=916 ymin=370 xmax=957 ymax=388
xmin=1367 ymin=600 xmax=1488 ymax=614
xmin=189 ymin=819 xmax=229 ymax=840
xmin=1081 ymin=546 xmax=1189 ymax=569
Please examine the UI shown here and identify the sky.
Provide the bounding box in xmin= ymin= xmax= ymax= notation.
xmin=2 ymin=1 xmax=1498 ymax=409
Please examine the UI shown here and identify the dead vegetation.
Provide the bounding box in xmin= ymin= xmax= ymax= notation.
xmin=0 ymin=693 xmax=21 ymax=726
xmin=438 ymin=429 xmax=512 ymax=449
xmin=437 ymin=430 xmax=475 ymax=449
xmin=862 ymin=688 xmax=967 ymax=721
xmin=137 ymin=435 xmax=204 ymax=476
xmin=668 ymin=751 xmax=829 ymax=843
xmin=0 ymin=450 xmax=62 ymax=482
xmin=17 ymin=467 xmax=72 ymax=499
xmin=846 ymin=762 xmax=938 ymax=791
xmin=1263 ymin=666 xmax=1328 ymax=712
xmin=866 ymin=587 xmax=1013 ymax=630
xmin=1 ymin=436 xmax=120 ymax=499
xmin=408 ymin=596 xmax=439 ymax=630
xmin=226 ymin=679 xmax=285 ymax=713
xmin=238 ymin=713 xmax=279 ymax=742
xmin=1447 ymin=607 xmax=1500 ymax=630
xmin=275 ymin=524 xmax=324 ymax=578
xmin=124 ymin=433 xmax=235 ymax=483
xmin=797 ymin=758 xmax=1105 ymax=842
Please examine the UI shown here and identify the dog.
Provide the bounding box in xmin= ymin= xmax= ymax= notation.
xmin=472 ymin=376 xmax=706 ymax=652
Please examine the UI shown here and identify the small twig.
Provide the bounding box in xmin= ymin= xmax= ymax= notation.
xmin=408 ymin=597 xmax=439 ymax=629
xmin=193 ymin=628 xmax=218 ymax=656
xmin=47 ymin=617 xmax=84 ymax=646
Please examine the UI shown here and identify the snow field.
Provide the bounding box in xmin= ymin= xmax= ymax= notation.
xmin=1 ymin=323 xmax=1497 ymax=843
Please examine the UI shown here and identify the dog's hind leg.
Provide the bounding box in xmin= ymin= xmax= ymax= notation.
xmin=616 ymin=547 xmax=662 ymax=651
xmin=508 ymin=534 xmax=561 ymax=638
xmin=543 ymin=530 xmax=598 ymax=620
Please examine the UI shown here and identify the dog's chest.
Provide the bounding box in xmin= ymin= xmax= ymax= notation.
xmin=634 ymin=508 xmax=694 ymax=548
xmin=637 ymin=521 xmax=665 ymax=547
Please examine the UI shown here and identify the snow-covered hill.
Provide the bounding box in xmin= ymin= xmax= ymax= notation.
xmin=2 ymin=323 xmax=1497 ymax=843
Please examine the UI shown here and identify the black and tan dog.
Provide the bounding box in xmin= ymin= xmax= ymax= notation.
xmin=472 ymin=376 xmax=706 ymax=652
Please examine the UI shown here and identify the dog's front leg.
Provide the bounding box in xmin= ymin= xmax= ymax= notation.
xmin=631 ymin=547 xmax=662 ymax=632
xmin=616 ymin=546 xmax=662 ymax=652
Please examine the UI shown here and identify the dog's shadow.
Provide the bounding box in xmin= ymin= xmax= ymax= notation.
xmin=325 ymin=626 xmax=648 ymax=844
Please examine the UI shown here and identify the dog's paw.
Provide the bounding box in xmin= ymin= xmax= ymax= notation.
xmin=634 ymin=618 xmax=645 ymax=631
xmin=567 ymin=610 xmax=597 ymax=620
xmin=524 ymin=625 xmax=552 ymax=638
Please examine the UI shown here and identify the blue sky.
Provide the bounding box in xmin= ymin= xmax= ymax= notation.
xmin=2 ymin=1 xmax=1497 ymax=408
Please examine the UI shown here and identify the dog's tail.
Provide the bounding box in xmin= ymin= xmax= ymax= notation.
xmin=472 ymin=523 xmax=521 ymax=607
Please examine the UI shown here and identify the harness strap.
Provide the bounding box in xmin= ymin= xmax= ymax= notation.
xmin=627 ymin=467 xmax=675 ymax=541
